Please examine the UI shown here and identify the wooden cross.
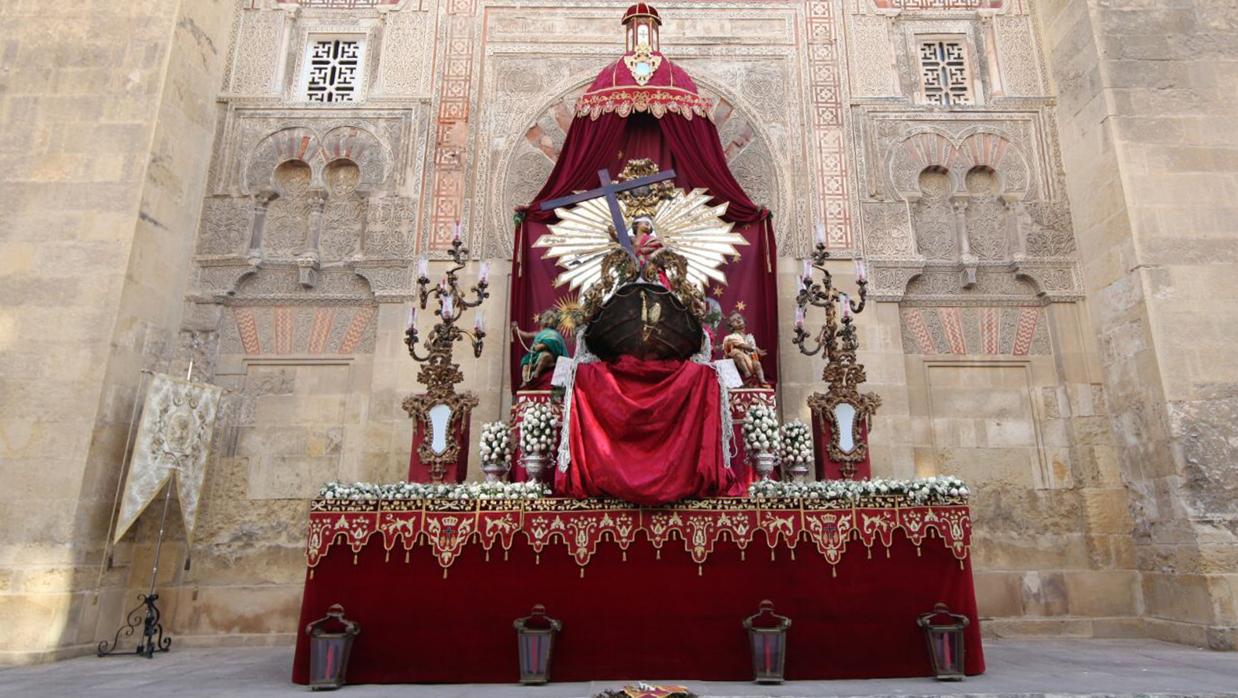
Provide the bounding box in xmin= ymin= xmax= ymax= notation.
xmin=539 ymin=167 xmax=677 ymax=259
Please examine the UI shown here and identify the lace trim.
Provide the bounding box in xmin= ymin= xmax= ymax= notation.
xmin=691 ymin=332 xmax=733 ymax=469
xmin=556 ymin=328 xmax=599 ymax=473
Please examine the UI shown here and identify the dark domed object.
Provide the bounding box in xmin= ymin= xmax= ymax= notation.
xmin=585 ymin=283 xmax=702 ymax=362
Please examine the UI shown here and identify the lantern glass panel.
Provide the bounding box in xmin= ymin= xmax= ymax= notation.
xmin=834 ymin=402 xmax=857 ymax=453
xmin=309 ymin=635 xmax=353 ymax=689
xmin=517 ymin=629 xmax=555 ymax=684
xmin=428 ymin=403 xmax=452 ymax=454
xmin=748 ymin=628 xmax=786 ymax=683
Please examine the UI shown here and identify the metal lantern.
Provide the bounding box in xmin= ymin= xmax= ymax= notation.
xmin=305 ymin=604 xmax=361 ymax=691
xmin=742 ymin=599 xmax=792 ymax=684
xmin=513 ymin=604 xmax=562 ymax=684
xmin=916 ymin=602 xmax=969 ymax=681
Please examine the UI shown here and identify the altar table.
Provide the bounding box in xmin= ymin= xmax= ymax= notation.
xmin=292 ymin=497 xmax=984 ymax=684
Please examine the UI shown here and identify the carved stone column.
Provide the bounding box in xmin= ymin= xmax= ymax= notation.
xmin=952 ymin=196 xmax=977 ymax=287
xmin=246 ymin=189 xmax=278 ymax=264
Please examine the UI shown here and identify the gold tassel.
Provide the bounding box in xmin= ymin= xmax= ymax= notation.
xmin=656 ymin=549 xmax=661 ymax=560
xmin=959 ymin=559 xmax=965 ymax=570
xmin=536 ymin=553 xmax=540 ymax=565
xmin=867 ymin=548 xmax=872 ymax=559
xmin=579 ymin=568 xmax=585 ymax=579
xmin=740 ymin=550 xmax=746 ymax=562
xmin=405 ymin=551 xmax=410 ymax=564
xmin=831 ymin=566 xmax=837 ymax=578
xmin=504 ymin=549 xmax=509 ymax=562
xmin=790 ymin=548 xmax=796 ymax=561
xmin=442 ymin=568 xmax=448 ymax=579
xmin=697 ymin=565 xmax=703 ymax=577
xmin=622 ymin=551 xmax=627 ymax=562
xmin=885 ymin=547 xmax=890 ymax=559
xmin=384 ymin=550 xmax=390 ymax=563
xmin=485 ymin=550 xmax=491 ymax=562
xmin=353 ymin=553 xmax=358 ymax=565
xmin=916 ymin=547 xmax=922 ymax=557
xmin=309 ymin=568 xmax=315 ymax=580
xmin=770 ymin=549 xmax=776 ymax=562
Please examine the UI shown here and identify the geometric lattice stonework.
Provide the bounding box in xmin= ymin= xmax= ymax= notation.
xmin=918 ymin=38 xmax=973 ymax=106
xmin=299 ymin=0 xmax=398 ymax=6
xmin=305 ymin=38 xmax=364 ymax=103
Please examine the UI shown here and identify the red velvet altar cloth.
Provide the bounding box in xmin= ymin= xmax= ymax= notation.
xmin=511 ymin=111 xmax=779 ymax=392
xmin=292 ymin=498 xmax=983 ymax=685
xmin=556 ymin=356 xmax=743 ymax=505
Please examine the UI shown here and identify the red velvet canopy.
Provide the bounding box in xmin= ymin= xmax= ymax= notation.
xmin=511 ymin=51 xmax=779 ymax=391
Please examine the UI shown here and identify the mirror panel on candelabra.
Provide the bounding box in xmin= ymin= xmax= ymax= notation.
xmin=403 ymin=230 xmax=490 ymax=483
xmin=793 ymin=234 xmax=881 ymax=481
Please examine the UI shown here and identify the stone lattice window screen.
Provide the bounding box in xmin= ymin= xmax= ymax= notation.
xmin=303 ymin=37 xmax=365 ymax=103
xmin=917 ymin=38 xmax=974 ymax=106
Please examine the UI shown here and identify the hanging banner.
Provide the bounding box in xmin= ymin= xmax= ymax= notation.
xmin=114 ymin=373 xmax=223 ymax=544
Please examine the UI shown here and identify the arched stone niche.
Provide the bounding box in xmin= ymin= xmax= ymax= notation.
xmin=245 ymin=125 xmax=390 ymax=197
xmin=488 ymin=72 xmax=784 ymax=258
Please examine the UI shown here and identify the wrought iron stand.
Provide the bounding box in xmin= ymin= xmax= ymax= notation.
xmin=97 ymin=479 xmax=174 ymax=658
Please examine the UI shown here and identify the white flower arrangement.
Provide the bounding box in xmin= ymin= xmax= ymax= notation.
xmin=742 ymin=404 xmax=782 ymax=454
xmin=519 ymin=403 xmax=558 ymax=456
xmin=318 ymin=480 xmax=552 ymax=501
xmin=478 ymin=421 xmax=512 ymax=466
xmin=779 ymin=420 xmax=814 ymax=469
xmin=747 ymin=475 xmax=969 ymax=505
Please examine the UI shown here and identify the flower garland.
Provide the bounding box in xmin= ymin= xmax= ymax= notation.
xmin=478 ymin=421 xmax=512 ymax=467
xmin=318 ymin=480 xmax=551 ymax=501
xmin=779 ymin=420 xmax=813 ymax=470
xmin=748 ymin=475 xmax=969 ymax=505
xmin=521 ymin=402 xmax=558 ymax=456
xmin=742 ymin=404 xmax=781 ymax=454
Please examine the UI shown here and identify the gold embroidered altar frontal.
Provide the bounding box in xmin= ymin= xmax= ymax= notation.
xmin=306 ymin=497 xmax=971 ymax=572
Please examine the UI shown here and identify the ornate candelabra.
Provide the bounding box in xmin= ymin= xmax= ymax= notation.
xmin=402 ymin=232 xmax=490 ymax=482
xmin=792 ymin=236 xmax=881 ymax=479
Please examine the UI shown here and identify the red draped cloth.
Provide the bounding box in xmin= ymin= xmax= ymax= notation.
xmin=511 ymin=110 xmax=779 ymax=391
xmin=555 ymin=356 xmax=743 ymax=505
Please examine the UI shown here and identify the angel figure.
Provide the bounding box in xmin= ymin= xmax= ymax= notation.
xmin=512 ymin=309 xmax=568 ymax=387
xmin=722 ymin=310 xmax=768 ymax=386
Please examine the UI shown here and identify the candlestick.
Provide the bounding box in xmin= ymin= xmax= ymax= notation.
xmin=801 ymin=258 xmax=811 ymax=281
xmin=479 ymin=261 xmax=489 ymax=285
xmin=417 ymin=255 xmax=429 ymax=279
xmin=840 ymin=293 xmax=852 ymax=319
xmin=453 ymin=220 xmax=462 ymax=241
xmin=795 ymin=306 xmax=805 ymax=329
xmin=408 ymin=305 xmax=417 ymax=329
xmin=854 ymin=257 xmax=866 ymax=282
xmin=474 ymin=311 xmax=485 ymax=333
xmin=442 ymin=294 xmax=455 ymax=319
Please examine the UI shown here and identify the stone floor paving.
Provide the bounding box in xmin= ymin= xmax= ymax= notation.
xmin=0 ymin=639 xmax=1235 ymax=697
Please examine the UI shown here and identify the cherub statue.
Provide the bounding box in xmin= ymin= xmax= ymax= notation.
xmin=722 ymin=310 xmax=768 ymax=386
xmin=511 ymin=309 xmax=568 ymax=387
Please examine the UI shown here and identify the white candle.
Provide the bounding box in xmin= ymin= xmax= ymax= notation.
xmin=840 ymin=293 xmax=852 ymax=319
xmin=453 ymin=220 xmax=462 ymax=241
xmin=479 ymin=261 xmax=490 ymax=285
xmin=794 ymin=306 xmax=805 ymax=329
xmin=407 ymin=305 xmax=417 ymax=329
xmin=474 ymin=311 xmax=485 ymax=333
xmin=442 ymin=294 xmax=455 ymax=319
xmin=801 ymin=258 xmax=811 ymax=280
xmin=814 ymin=223 xmax=826 ymax=246
xmin=854 ymin=257 xmax=867 ymax=282
xmin=417 ymin=255 xmax=429 ymax=279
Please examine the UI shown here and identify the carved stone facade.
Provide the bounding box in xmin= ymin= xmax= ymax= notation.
xmin=4 ymin=0 xmax=1237 ymax=667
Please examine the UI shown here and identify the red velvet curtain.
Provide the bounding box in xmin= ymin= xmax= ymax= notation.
xmin=511 ymin=113 xmax=779 ymax=390
xmin=555 ymin=356 xmax=743 ymax=505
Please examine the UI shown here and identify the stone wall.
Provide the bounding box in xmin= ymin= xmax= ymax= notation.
xmin=0 ymin=0 xmax=237 ymax=664
xmin=4 ymin=0 xmax=1233 ymax=664
xmin=1034 ymin=0 xmax=1238 ymax=649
